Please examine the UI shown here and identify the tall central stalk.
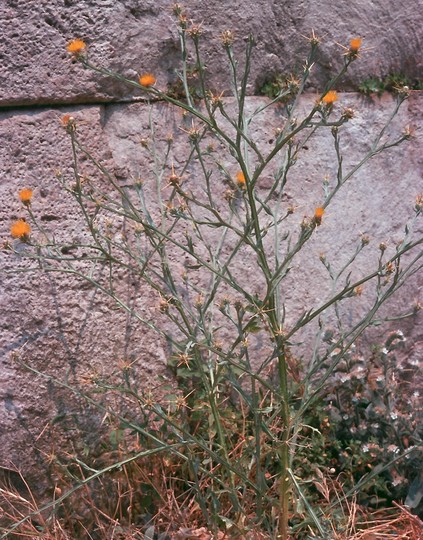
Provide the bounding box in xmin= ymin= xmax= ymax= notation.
xmin=266 ymin=294 xmax=291 ymax=540
xmin=277 ymin=343 xmax=290 ymax=540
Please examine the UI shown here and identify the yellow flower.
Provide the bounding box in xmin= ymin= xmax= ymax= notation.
xmin=66 ymin=39 xmax=86 ymax=54
xmin=314 ymin=207 xmax=325 ymax=225
xmin=61 ymin=114 xmax=72 ymax=126
xmin=322 ymin=91 xmax=338 ymax=105
xmin=19 ymin=188 xmax=33 ymax=205
xmin=236 ymin=171 xmax=246 ymax=188
xmin=11 ymin=220 xmax=31 ymax=239
xmin=139 ymin=73 xmax=156 ymax=87
xmin=349 ymin=37 xmax=362 ymax=53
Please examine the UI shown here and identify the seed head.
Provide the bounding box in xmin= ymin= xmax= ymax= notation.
xmin=307 ymin=29 xmax=321 ymax=47
xmin=172 ymin=3 xmax=183 ymax=16
xmin=354 ymin=285 xmax=364 ymax=296
xmin=402 ymin=125 xmax=414 ymax=140
xmin=187 ymin=125 xmax=201 ymax=141
xmin=342 ymin=107 xmax=355 ymax=120
xmin=61 ymin=114 xmax=76 ymax=132
xmin=177 ymin=353 xmax=191 ymax=368
xmin=301 ymin=217 xmax=312 ymax=231
xmin=224 ymin=188 xmax=235 ymax=202
xmin=221 ymin=30 xmax=234 ymax=47
xmin=360 ymin=234 xmax=370 ymax=246
xmin=188 ymin=24 xmax=203 ymax=39
xmin=159 ymin=297 xmax=171 ymax=313
xmin=194 ymin=295 xmax=204 ymax=309
xmin=169 ymin=170 xmax=181 ymax=186
xmin=178 ymin=14 xmax=188 ymax=29
xmin=384 ymin=261 xmax=394 ymax=275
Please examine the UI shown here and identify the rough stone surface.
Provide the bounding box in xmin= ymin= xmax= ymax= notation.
xmin=1 ymin=0 xmax=422 ymax=106
xmin=1 ymin=92 xmax=422 ymax=486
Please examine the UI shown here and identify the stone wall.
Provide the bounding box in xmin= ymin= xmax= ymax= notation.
xmin=2 ymin=0 xmax=423 ymax=105
xmin=0 ymin=0 xmax=422 ymax=490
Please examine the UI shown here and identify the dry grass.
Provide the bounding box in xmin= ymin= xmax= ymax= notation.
xmin=330 ymin=502 xmax=423 ymax=540
xmin=1 ymin=448 xmax=422 ymax=540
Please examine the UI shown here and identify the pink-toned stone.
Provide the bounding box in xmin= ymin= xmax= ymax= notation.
xmin=1 ymin=0 xmax=422 ymax=106
xmin=0 ymin=93 xmax=421 ymax=491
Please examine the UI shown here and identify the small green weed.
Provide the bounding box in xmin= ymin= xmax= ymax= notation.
xmin=359 ymin=73 xmax=423 ymax=96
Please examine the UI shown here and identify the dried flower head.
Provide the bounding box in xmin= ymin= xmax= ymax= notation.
xmin=415 ymin=193 xmax=423 ymax=212
xmin=19 ymin=188 xmax=33 ymax=205
xmin=11 ymin=219 xmax=31 ymax=239
xmin=301 ymin=217 xmax=312 ymax=231
xmin=208 ymin=91 xmax=224 ymax=108
xmin=187 ymin=125 xmax=201 ymax=141
xmin=322 ymin=90 xmax=338 ymax=105
xmin=172 ymin=3 xmax=183 ymax=16
xmin=354 ymin=285 xmax=364 ymax=296
xmin=188 ymin=23 xmax=203 ymax=39
xmin=236 ymin=171 xmax=246 ymax=188
xmin=177 ymin=353 xmax=191 ymax=368
xmin=286 ymin=74 xmax=301 ymax=92
xmin=159 ymin=297 xmax=171 ymax=313
xmin=314 ymin=206 xmax=325 ymax=225
xmin=360 ymin=233 xmax=370 ymax=246
xmin=221 ymin=30 xmax=234 ymax=47
xmin=61 ymin=114 xmax=76 ymax=132
xmin=394 ymin=85 xmax=411 ymax=98
xmin=402 ymin=125 xmax=414 ymax=140
xmin=384 ymin=261 xmax=395 ymax=275
xmin=342 ymin=107 xmax=355 ymax=120
xmin=178 ymin=14 xmax=188 ymax=29
xmin=224 ymin=188 xmax=235 ymax=202
xmin=307 ymin=29 xmax=321 ymax=47
xmin=194 ymin=295 xmax=204 ymax=309
xmin=139 ymin=73 xmax=156 ymax=87
xmin=66 ymin=39 xmax=86 ymax=54
xmin=134 ymin=223 xmax=144 ymax=235
xmin=168 ymin=164 xmax=181 ymax=187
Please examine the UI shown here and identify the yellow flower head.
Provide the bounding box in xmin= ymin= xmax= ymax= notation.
xmin=139 ymin=73 xmax=156 ymax=87
xmin=349 ymin=37 xmax=362 ymax=54
xmin=11 ymin=220 xmax=31 ymax=239
xmin=66 ymin=39 xmax=86 ymax=54
xmin=322 ymin=91 xmax=338 ymax=105
xmin=19 ymin=188 xmax=33 ymax=205
xmin=314 ymin=206 xmax=325 ymax=225
xmin=236 ymin=171 xmax=246 ymax=188
xmin=61 ymin=114 xmax=72 ymax=126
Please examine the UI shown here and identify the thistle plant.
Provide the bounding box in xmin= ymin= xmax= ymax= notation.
xmin=4 ymin=7 xmax=423 ymax=540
